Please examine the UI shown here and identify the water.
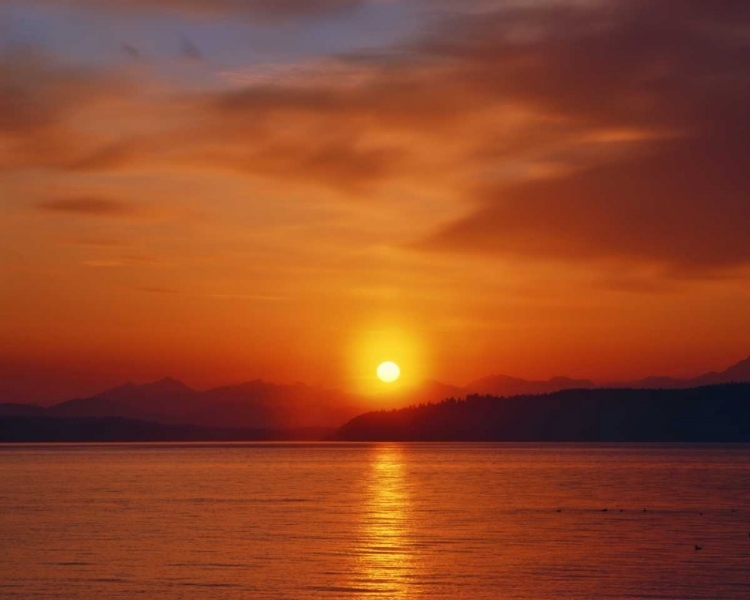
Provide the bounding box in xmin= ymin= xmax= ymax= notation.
xmin=1 ymin=443 xmax=749 ymax=599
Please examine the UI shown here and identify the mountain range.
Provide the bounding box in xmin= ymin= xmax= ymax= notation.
xmin=1 ymin=356 xmax=749 ymax=431
xmin=1 ymin=378 xmax=364 ymax=430
xmin=463 ymin=356 xmax=750 ymax=396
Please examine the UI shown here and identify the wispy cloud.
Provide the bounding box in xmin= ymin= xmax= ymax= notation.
xmin=412 ymin=0 xmax=750 ymax=272
xmin=210 ymin=293 xmax=285 ymax=301
xmin=178 ymin=34 xmax=202 ymax=61
xmin=135 ymin=286 xmax=180 ymax=294
xmin=36 ymin=197 xmax=138 ymax=217
xmin=4 ymin=0 xmax=368 ymax=20
xmin=0 ymin=51 xmax=131 ymax=171
xmin=121 ymin=43 xmax=142 ymax=60
xmin=4 ymin=0 xmax=750 ymax=276
xmin=64 ymin=237 xmax=130 ymax=248
xmin=82 ymin=254 xmax=165 ymax=267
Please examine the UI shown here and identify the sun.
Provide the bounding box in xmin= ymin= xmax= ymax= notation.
xmin=377 ymin=361 xmax=401 ymax=383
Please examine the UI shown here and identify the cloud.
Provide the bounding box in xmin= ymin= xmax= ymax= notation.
xmin=4 ymin=0 xmax=750 ymax=275
xmin=64 ymin=237 xmax=129 ymax=248
xmin=0 ymin=53 xmax=99 ymax=136
xmin=83 ymin=254 xmax=164 ymax=267
xmin=135 ymin=286 xmax=180 ymax=294
xmin=121 ymin=43 xmax=142 ymax=60
xmin=37 ymin=197 xmax=139 ymax=217
xmin=0 ymin=51 xmax=129 ymax=171
xmin=58 ymin=50 xmax=503 ymax=192
xmin=421 ymin=137 xmax=750 ymax=270
xmin=8 ymin=0 xmax=367 ymax=20
xmin=411 ymin=0 xmax=750 ymax=272
xmin=178 ymin=34 xmax=202 ymax=61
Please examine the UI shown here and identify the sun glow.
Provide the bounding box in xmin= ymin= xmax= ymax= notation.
xmin=377 ymin=361 xmax=400 ymax=383
xmin=347 ymin=325 xmax=426 ymax=394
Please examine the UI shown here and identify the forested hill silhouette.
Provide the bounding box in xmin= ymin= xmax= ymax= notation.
xmin=334 ymin=384 xmax=750 ymax=442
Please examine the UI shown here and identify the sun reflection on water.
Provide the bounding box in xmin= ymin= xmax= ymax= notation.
xmin=352 ymin=444 xmax=417 ymax=598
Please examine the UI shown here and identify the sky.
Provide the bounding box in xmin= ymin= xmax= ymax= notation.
xmin=2 ymin=0 xmax=750 ymax=403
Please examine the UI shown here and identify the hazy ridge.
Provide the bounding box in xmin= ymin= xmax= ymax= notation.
xmin=1 ymin=356 xmax=749 ymax=441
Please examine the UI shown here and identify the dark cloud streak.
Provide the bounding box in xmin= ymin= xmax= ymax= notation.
xmin=415 ymin=0 xmax=750 ymax=272
xmin=4 ymin=1 xmax=750 ymax=274
xmin=37 ymin=197 xmax=138 ymax=217
xmin=178 ymin=34 xmax=202 ymax=61
xmin=4 ymin=0 xmax=367 ymax=20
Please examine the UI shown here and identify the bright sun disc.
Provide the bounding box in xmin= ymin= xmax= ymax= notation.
xmin=377 ymin=361 xmax=400 ymax=383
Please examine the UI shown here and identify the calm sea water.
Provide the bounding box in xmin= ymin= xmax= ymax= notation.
xmin=1 ymin=443 xmax=749 ymax=599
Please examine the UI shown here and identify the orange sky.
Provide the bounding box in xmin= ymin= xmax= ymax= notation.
xmin=2 ymin=0 xmax=750 ymax=403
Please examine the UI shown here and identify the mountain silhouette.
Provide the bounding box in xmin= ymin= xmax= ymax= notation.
xmin=465 ymin=374 xmax=595 ymax=396
xmin=623 ymin=356 xmax=750 ymax=389
xmin=691 ymin=356 xmax=750 ymax=386
xmin=16 ymin=378 xmax=466 ymax=429
xmin=463 ymin=356 xmax=750 ymax=396
xmin=335 ymin=384 xmax=750 ymax=442
xmin=188 ymin=380 xmax=362 ymax=429
xmin=2 ymin=355 xmax=750 ymax=432
xmin=46 ymin=378 xmax=366 ymax=429
xmin=49 ymin=377 xmax=197 ymax=421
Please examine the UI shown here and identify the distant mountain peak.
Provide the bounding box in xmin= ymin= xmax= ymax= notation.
xmin=147 ymin=377 xmax=193 ymax=392
xmin=720 ymin=356 xmax=750 ymax=380
xmin=90 ymin=377 xmax=193 ymax=402
xmin=96 ymin=381 xmax=136 ymax=397
xmin=465 ymin=373 xmax=594 ymax=397
xmin=730 ymin=356 xmax=750 ymax=369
